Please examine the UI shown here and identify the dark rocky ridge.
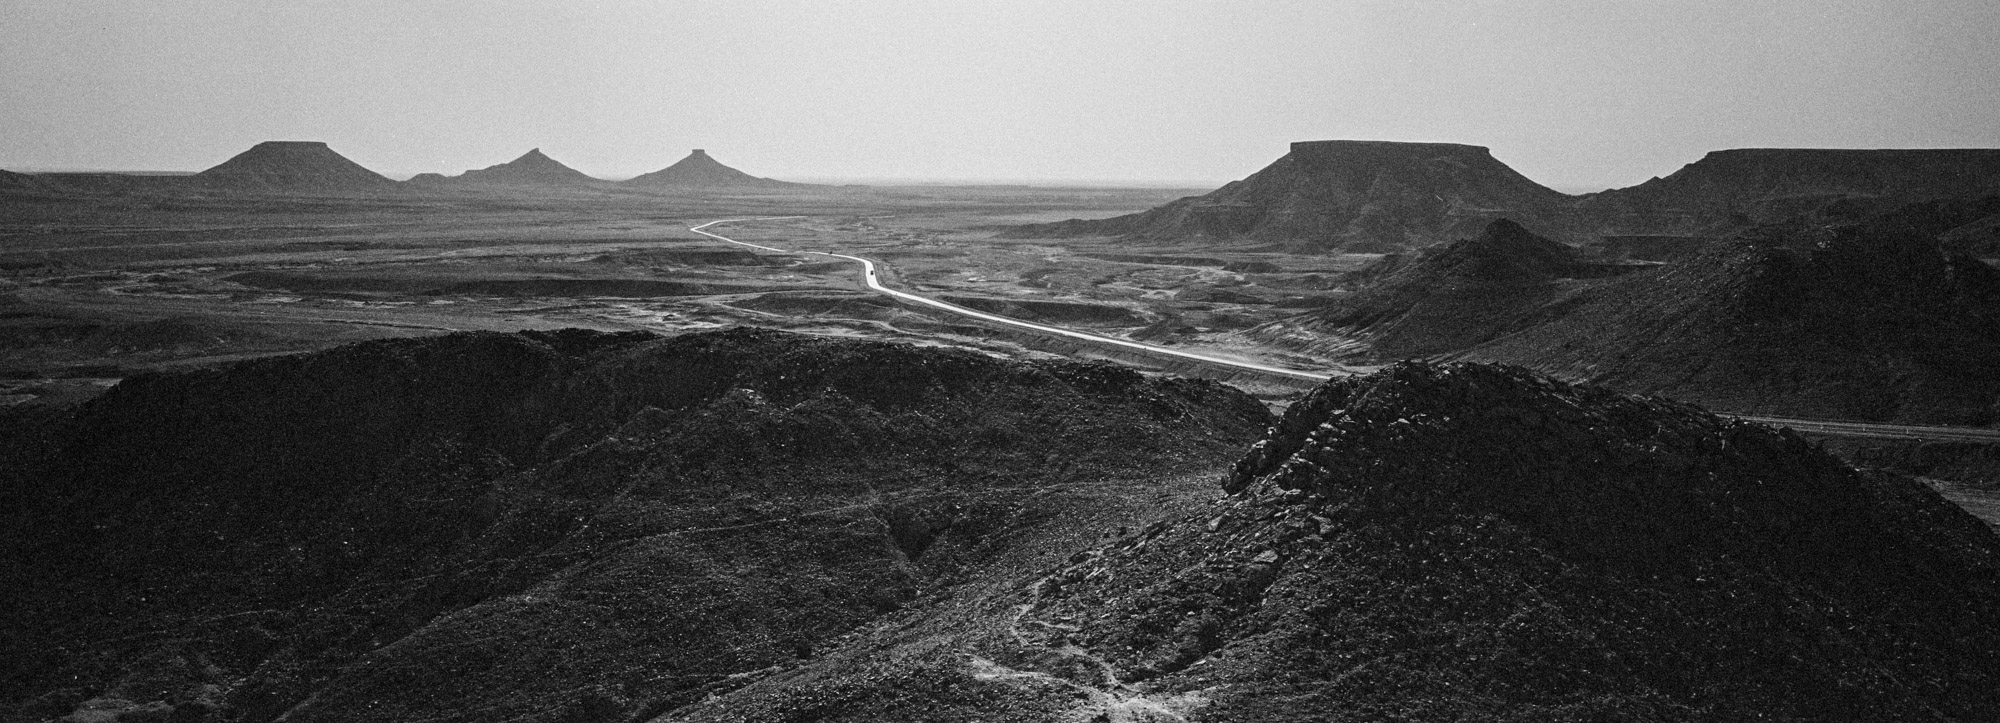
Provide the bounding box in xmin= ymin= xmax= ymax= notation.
xmin=1005 ymin=141 xmax=1583 ymax=252
xmin=624 ymin=149 xmax=810 ymax=190
xmin=1005 ymin=362 xmax=2000 ymax=721
xmin=1582 ymin=148 xmax=2000 ymax=237
xmin=1463 ymin=199 xmax=2000 ymax=425
xmin=0 ymin=327 xmax=1269 ymax=723
xmin=195 ymin=141 xmax=397 ymax=192
xmin=1249 ymin=219 xmax=1619 ymax=360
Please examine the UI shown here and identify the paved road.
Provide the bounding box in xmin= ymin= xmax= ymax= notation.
xmin=690 ymin=218 xmax=1333 ymax=382
xmin=692 ymin=218 xmax=2000 ymax=445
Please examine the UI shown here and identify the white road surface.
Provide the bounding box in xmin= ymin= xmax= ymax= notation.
xmin=690 ymin=218 xmax=1333 ymax=382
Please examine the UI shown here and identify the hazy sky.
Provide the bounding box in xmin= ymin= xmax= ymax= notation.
xmin=4 ymin=0 xmax=1997 ymax=188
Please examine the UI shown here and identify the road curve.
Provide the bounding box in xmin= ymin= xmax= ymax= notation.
xmin=690 ymin=218 xmax=2000 ymax=445
xmin=690 ymin=218 xmax=1335 ymax=382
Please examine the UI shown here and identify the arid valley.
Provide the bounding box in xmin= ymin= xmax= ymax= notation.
xmin=10 ymin=3 xmax=2000 ymax=721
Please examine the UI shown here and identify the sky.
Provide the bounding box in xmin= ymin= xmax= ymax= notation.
xmin=3 ymin=0 xmax=1997 ymax=189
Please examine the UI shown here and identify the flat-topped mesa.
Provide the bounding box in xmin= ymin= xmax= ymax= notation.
xmin=196 ymin=141 xmax=396 ymax=192
xmin=444 ymin=148 xmax=600 ymax=186
xmin=1583 ymin=147 xmax=2000 ymax=235
xmin=622 ymin=148 xmax=810 ymax=190
xmin=1003 ymin=139 xmax=1583 ymax=252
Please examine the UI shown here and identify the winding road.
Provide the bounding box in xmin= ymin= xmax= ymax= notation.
xmin=691 ymin=218 xmax=2000 ymax=445
xmin=691 ymin=218 xmax=1332 ymax=382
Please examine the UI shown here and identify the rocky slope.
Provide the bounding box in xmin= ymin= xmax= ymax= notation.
xmin=667 ymin=362 xmax=2000 ymax=721
xmin=1464 ymin=199 xmax=2000 ymax=425
xmin=1247 ymin=219 xmax=1614 ymax=361
xmin=0 ymin=327 xmax=1269 ymax=723
xmin=194 ymin=141 xmax=397 ymax=192
xmin=1003 ymin=141 xmax=1583 ymax=252
xmin=1581 ymin=148 xmax=2000 ymax=237
xmin=624 ymin=149 xmax=810 ymax=190
xmin=413 ymin=148 xmax=602 ymax=187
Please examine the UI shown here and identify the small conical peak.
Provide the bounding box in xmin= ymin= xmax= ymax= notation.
xmin=506 ymin=148 xmax=564 ymax=168
xmin=677 ymin=149 xmax=722 ymax=164
xmin=1430 ymin=217 xmax=1579 ymax=279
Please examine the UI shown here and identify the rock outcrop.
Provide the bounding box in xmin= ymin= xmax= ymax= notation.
xmin=1016 ymin=362 xmax=2000 ymax=721
xmin=623 ymin=149 xmax=810 ymax=190
xmin=1004 ymin=141 xmax=1582 ymax=252
xmin=195 ymin=141 xmax=396 ymax=192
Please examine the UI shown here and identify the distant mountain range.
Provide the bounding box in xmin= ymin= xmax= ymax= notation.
xmin=0 ymin=143 xmax=820 ymax=196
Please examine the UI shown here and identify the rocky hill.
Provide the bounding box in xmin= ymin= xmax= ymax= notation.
xmin=414 ymin=148 xmax=602 ymax=187
xmin=1581 ymin=148 xmax=2000 ymax=237
xmin=0 ymin=327 xmax=1267 ymax=723
xmin=10 ymin=332 xmax=1999 ymax=721
xmin=668 ymin=362 xmax=2000 ymax=721
xmin=195 ymin=141 xmax=397 ymax=192
xmin=1003 ymin=141 xmax=1582 ymax=252
xmin=1247 ymin=219 xmax=1615 ymax=360
xmin=624 ymin=149 xmax=810 ymax=190
xmin=1463 ymin=199 xmax=2000 ymax=425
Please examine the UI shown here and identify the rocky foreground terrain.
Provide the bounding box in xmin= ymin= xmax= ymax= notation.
xmin=0 ymin=328 xmax=1268 ymax=722
xmin=7 ymin=330 xmax=2000 ymax=721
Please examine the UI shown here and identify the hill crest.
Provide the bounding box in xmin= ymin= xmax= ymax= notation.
xmin=623 ymin=149 xmax=808 ymax=189
xmin=447 ymin=148 xmax=600 ymax=185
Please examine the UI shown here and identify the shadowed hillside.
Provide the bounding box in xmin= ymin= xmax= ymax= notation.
xmin=1247 ymin=219 xmax=1620 ymax=360
xmin=1465 ymin=199 xmax=2000 ymax=425
xmin=0 ymin=328 xmax=1268 ymax=723
xmin=669 ymin=363 xmax=2000 ymax=721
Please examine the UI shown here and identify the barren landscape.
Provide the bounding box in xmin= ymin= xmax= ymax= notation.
xmin=0 ymin=177 xmax=1389 ymax=409
xmin=8 ymin=135 xmax=2000 ymax=722
xmin=10 ymin=3 xmax=2000 ymax=719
